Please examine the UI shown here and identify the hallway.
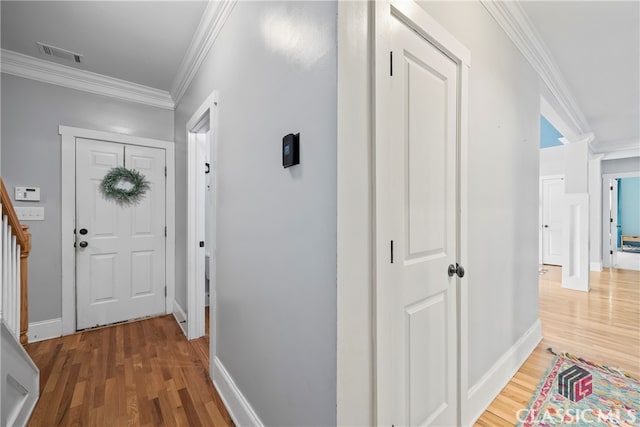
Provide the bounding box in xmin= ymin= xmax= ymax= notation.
xmin=477 ymin=266 xmax=640 ymax=425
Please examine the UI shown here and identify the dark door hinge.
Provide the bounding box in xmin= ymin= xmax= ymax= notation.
xmin=610 ymin=250 xmax=613 ymax=255
xmin=165 ymin=286 xmax=167 ymax=297
xmin=610 ymin=218 xmax=613 ymax=223
xmin=390 ymin=51 xmax=393 ymax=76
xmin=390 ymin=240 xmax=394 ymax=264
xmin=164 ymin=226 xmax=167 ymax=237
xmin=165 ymin=166 xmax=167 ymax=177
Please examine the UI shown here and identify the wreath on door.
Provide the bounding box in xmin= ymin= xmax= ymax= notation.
xmin=100 ymin=167 xmax=150 ymax=205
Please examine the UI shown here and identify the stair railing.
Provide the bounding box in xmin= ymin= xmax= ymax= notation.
xmin=0 ymin=178 xmax=31 ymax=345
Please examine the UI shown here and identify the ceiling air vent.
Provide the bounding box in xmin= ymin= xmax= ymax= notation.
xmin=37 ymin=42 xmax=83 ymax=64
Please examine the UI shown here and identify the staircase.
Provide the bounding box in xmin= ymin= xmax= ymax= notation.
xmin=0 ymin=178 xmax=39 ymax=426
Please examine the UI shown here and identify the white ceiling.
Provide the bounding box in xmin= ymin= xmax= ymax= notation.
xmin=1 ymin=1 xmax=638 ymax=155
xmin=521 ymin=1 xmax=640 ymax=154
xmin=1 ymin=1 xmax=208 ymax=91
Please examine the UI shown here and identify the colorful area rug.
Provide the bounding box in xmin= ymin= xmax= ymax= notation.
xmin=518 ymin=351 xmax=640 ymax=426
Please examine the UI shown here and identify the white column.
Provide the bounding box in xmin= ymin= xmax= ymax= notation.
xmin=560 ymin=133 xmax=594 ymax=291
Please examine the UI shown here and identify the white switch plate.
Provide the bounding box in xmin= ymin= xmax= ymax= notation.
xmin=15 ymin=187 xmax=41 ymax=202
xmin=15 ymin=207 xmax=45 ymax=221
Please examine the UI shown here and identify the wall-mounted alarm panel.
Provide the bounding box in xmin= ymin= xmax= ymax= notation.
xmin=282 ymin=133 xmax=300 ymax=168
xmin=15 ymin=187 xmax=41 ymax=202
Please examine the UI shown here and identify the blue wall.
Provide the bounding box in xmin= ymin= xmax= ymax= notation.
xmin=619 ymin=177 xmax=640 ymax=247
xmin=540 ymin=115 xmax=563 ymax=148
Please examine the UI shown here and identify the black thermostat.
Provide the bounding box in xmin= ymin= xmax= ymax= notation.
xmin=282 ymin=133 xmax=300 ymax=168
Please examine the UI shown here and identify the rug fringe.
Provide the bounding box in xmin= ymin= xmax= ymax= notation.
xmin=551 ymin=350 xmax=639 ymax=381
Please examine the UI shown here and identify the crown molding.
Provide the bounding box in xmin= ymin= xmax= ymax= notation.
xmin=480 ymin=0 xmax=591 ymax=136
xmin=1 ymin=49 xmax=174 ymax=110
xmin=170 ymin=0 xmax=237 ymax=105
xmin=591 ymin=138 xmax=640 ymax=155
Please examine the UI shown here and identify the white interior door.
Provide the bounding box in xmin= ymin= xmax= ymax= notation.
xmin=76 ymin=138 xmax=166 ymax=330
xmin=384 ymin=14 xmax=459 ymax=426
xmin=541 ymin=177 xmax=564 ymax=266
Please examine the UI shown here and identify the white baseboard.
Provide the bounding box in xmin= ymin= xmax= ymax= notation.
xmin=172 ymin=300 xmax=188 ymax=337
xmin=465 ymin=319 xmax=542 ymax=425
xmin=213 ymin=357 xmax=264 ymax=427
xmin=590 ymin=261 xmax=602 ymax=272
xmin=28 ymin=318 xmax=62 ymax=343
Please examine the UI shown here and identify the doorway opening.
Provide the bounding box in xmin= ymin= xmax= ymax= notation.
xmin=184 ymin=91 xmax=218 ymax=382
xmin=603 ymin=172 xmax=640 ymax=271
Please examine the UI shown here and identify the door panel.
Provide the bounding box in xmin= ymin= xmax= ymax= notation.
xmin=388 ymin=14 xmax=459 ymax=427
xmin=76 ymin=138 xmax=165 ymax=330
xmin=542 ymin=177 xmax=564 ymax=265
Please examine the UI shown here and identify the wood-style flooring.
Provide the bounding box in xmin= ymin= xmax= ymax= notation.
xmin=25 ymin=266 xmax=638 ymax=426
xmin=476 ymin=266 xmax=640 ymax=426
xmin=26 ymin=309 xmax=232 ymax=427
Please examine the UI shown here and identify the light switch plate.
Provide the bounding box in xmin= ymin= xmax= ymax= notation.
xmin=15 ymin=207 xmax=45 ymax=221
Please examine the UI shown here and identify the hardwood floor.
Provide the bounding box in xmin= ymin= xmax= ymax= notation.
xmin=24 ymin=267 xmax=638 ymax=426
xmin=476 ymin=266 xmax=640 ymax=426
xmin=26 ymin=310 xmax=232 ymax=427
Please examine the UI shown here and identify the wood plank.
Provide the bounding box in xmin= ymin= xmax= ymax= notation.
xmin=478 ymin=266 xmax=640 ymax=423
xmin=26 ymin=310 xmax=233 ymax=426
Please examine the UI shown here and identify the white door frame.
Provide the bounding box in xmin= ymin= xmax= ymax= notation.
xmin=59 ymin=125 xmax=176 ymax=336
xmin=185 ymin=91 xmax=218 ymax=343
xmin=602 ymin=172 xmax=640 ymax=268
xmin=539 ymin=174 xmax=565 ymax=265
xmin=373 ymin=1 xmax=471 ymax=424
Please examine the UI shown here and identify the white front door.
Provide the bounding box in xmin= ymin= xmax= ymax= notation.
xmin=75 ymin=138 xmax=166 ymax=330
xmin=541 ymin=177 xmax=564 ymax=266
xmin=384 ymin=13 xmax=459 ymax=426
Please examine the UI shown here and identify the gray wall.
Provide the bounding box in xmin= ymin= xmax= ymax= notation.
xmin=174 ymin=2 xmax=337 ymax=426
xmin=417 ymin=1 xmax=541 ymax=388
xmin=1 ymin=73 xmax=173 ymax=322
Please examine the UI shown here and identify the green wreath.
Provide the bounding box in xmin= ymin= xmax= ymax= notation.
xmin=100 ymin=167 xmax=150 ymax=205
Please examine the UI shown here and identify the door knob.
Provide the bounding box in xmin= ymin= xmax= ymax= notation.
xmin=79 ymin=241 xmax=88 ymax=248
xmin=79 ymin=228 xmax=88 ymax=235
xmin=448 ymin=263 xmax=465 ymax=278
xmin=544 ymin=225 xmax=549 ymax=228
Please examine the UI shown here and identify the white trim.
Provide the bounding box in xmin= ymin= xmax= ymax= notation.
xmin=1 ymin=49 xmax=174 ymax=110
xmin=457 ymin=44 xmax=472 ymax=427
xmin=540 ymin=95 xmax=578 ymax=142
xmin=561 ymin=193 xmax=590 ymax=292
xmin=466 ymin=320 xmax=542 ymax=425
xmin=27 ymin=318 xmax=62 ymax=343
xmin=590 ymin=262 xmax=603 ymax=272
xmin=602 ymin=172 xmax=640 ymax=268
xmin=592 ymin=139 xmax=640 ymax=155
xmin=186 ymin=91 xmax=219 ymax=341
xmin=1 ymin=320 xmax=40 ymax=427
xmin=59 ymin=125 xmax=175 ymax=336
xmin=480 ymin=1 xmax=590 ymax=137
xmin=170 ymin=0 xmax=237 ymax=104
xmin=602 ymin=148 xmax=640 ymax=161
xmin=172 ymin=299 xmax=188 ymax=337
xmin=212 ymin=357 xmax=264 ymax=427
xmin=336 ymin=1 xmax=375 ymax=425
xmin=373 ymin=1 xmax=471 ymax=425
